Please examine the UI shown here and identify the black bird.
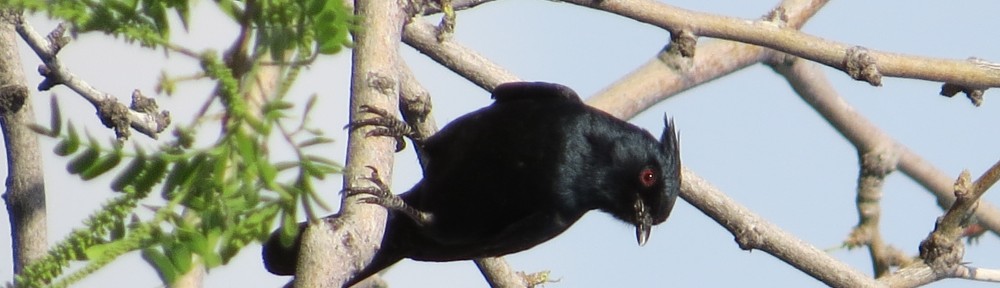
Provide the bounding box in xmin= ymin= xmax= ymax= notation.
xmin=263 ymin=82 xmax=681 ymax=286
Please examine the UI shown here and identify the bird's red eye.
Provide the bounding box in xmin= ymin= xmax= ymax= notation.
xmin=639 ymin=168 xmax=656 ymax=187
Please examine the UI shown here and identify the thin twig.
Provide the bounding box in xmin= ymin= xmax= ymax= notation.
xmin=767 ymin=56 xmax=1000 ymax=239
xmin=475 ymin=257 xmax=530 ymax=288
xmin=13 ymin=19 xmax=169 ymax=139
xmin=878 ymin=159 xmax=1000 ymax=287
xmin=848 ymin=149 xmax=901 ymax=277
xmin=768 ymin=55 xmax=1000 ymax=287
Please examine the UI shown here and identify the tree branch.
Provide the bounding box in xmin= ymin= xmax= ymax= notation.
xmin=0 ymin=9 xmax=47 ymax=277
xmin=876 ymin=159 xmax=1000 ymax=287
xmin=680 ymin=168 xmax=880 ymax=287
xmin=768 ymin=54 xmax=1000 ymax=287
xmin=767 ymin=56 xmax=1000 ymax=239
xmin=563 ymin=0 xmax=1000 ymax=97
xmin=402 ymin=18 xmax=518 ymax=90
xmin=847 ymin=148 xmax=904 ymax=277
xmin=475 ymin=257 xmax=530 ymax=288
xmin=13 ymin=20 xmax=169 ymax=140
xmin=587 ymin=0 xmax=829 ymax=118
xmin=294 ymin=0 xmax=408 ymax=287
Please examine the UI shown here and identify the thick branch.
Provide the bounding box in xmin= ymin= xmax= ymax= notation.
xmin=294 ymin=1 xmax=407 ymax=287
xmin=14 ymin=20 xmax=169 ymax=139
xmin=332 ymin=1 xmax=527 ymax=286
xmin=402 ymin=19 xmax=518 ymax=90
xmin=0 ymin=9 xmax=47 ymax=276
xmin=680 ymin=168 xmax=880 ymax=287
xmin=563 ymin=0 xmax=1000 ymax=92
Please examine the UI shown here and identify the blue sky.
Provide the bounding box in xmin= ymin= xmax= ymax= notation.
xmin=3 ymin=0 xmax=1000 ymax=287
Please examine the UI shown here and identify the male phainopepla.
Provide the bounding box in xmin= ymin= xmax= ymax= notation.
xmin=263 ymin=81 xmax=681 ymax=287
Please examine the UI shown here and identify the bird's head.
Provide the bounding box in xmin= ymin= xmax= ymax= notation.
xmin=594 ymin=116 xmax=681 ymax=246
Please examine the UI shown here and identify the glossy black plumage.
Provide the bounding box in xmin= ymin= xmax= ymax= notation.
xmin=263 ymin=82 xmax=681 ymax=287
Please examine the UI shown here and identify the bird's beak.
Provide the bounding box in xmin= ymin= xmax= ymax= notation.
xmin=634 ymin=197 xmax=653 ymax=246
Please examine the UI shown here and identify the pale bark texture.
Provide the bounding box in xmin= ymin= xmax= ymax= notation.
xmin=0 ymin=10 xmax=47 ymax=275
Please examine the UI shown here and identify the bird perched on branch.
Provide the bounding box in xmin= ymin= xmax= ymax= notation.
xmin=263 ymin=82 xmax=681 ymax=287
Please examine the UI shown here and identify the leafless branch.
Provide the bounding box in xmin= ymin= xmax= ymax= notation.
xmin=475 ymin=257 xmax=530 ymax=288
xmin=563 ymin=0 xmax=1000 ymax=98
xmin=402 ymin=18 xmax=519 ymax=90
xmin=767 ymin=56 xmax=1000 ymax=238
xmin=588 ymin=0 xmax=829 ymax=117
xmin=768 ymin=54 xmax=1000 ymax=287
xmin=845 ymin=149 xmax=902 ymax=277
xmin=876 ymin=159 xmax=1000 ymax=287
xmin=679 ymin=168 xmax=881 ymax=287
xmin=13 ymin=19 xmax=169 ymax=140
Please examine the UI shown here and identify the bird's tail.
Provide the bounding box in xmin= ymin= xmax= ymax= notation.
xmin=262 ymin=221 xmax=307 ymax=275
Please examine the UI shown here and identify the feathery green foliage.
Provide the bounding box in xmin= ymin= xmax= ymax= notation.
xmin=8 ymin=0 xmax=353 ymax=286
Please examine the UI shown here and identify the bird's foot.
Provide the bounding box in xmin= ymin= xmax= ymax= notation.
xmin=346 ymin=105 xmax=422 ymax=152
xmin=343 ymin=166 xmax=434 ymax=225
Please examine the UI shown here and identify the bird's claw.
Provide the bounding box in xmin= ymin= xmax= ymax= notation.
xmin=346 ymin=105 xmax=418 ymax=152
xmin=342 ymin=166 xmax=434 ymax=225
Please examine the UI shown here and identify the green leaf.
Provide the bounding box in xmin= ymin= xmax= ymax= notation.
xmin=141 ymin=0 xmax=169 ymax=36
xmin=135 ymin=157 xmax=168 ymax=192
xmin=54 ymin=123 xmax=81 ymax=156
xmin=142 ymin=248 xmax=178 ymax=284
xmin=302 ymin=94 xmax=318 ymax=123
xmin=167 ymin=242 xmax=192 ymax=275
xmin=110 ymin=217 xmax=126 ymax=241
xmin=83 ymin=241 xmax=113 ymax=261
xmin=170 ymin=0 xmax=191 ymax=31
xmin=297 ymin=137 xmax=334 ymax=148
xmin=27 ymin=123 xmax=54 ymax=137
xmin=178 ymin=228 xmax=208 ymax=257
xmin=160 ymin=157 xmax=191 ymax=199
xmin=312 ymin=1 xmax=353 ymax=55
xmin=280 ymin=213 xmax=299 ymax=247
xmin=81 ymin=152 xmax=122 ymax=180
xmin=67 ymin=147 xmax=100 ymax=175
xmin=50 ymin=94 xmax=62 ymax=135
xmin=111 ymin=152 xmax=147 ymax=192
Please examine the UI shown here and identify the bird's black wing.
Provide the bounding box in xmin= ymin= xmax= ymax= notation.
xmin=399 ymin=82 xmax=593 ymax=256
